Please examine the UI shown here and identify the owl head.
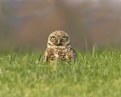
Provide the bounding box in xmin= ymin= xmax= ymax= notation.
xmin=47 ymin=30 xmax=71 ymax=48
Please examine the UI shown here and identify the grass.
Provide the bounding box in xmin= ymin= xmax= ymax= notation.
xmin=0 ymin=48 xmax=121 ymax=97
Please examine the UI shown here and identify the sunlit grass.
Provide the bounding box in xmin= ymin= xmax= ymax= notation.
xmin=0 ymin=48 xmax=121 ymax=97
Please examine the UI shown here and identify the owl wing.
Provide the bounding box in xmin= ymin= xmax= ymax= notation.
xmin=43 ymin=48 xmax=55 ymax=62
xmin=68 ymin=48 xmax=77 ymax=60
xmin=43 ymin=49 xmax=48 ymax=62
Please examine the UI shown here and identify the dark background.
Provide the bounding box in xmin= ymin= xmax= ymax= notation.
xmin=1 ymin=0 xmax=121 ymax=50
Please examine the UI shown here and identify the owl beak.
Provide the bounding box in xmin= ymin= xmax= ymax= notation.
xmin=57 ymin=39 xmax=60 ymax=44
xmin=57 ymin=39 xmax=62 ymax=46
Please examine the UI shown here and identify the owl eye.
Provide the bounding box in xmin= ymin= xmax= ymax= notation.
xmin=62 ymin=36 xmax=67 ymax=41
xmin=51 ymin=36 xmax=56 ymax=40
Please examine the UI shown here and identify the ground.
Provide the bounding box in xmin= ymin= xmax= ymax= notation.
xmin=0 ymin=48 xmax=121 ymax=97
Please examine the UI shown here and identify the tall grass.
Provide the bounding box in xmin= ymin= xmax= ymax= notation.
xmin=0 ymin=48 xmax=121 ymax=97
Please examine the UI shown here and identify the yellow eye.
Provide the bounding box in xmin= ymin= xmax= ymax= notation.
xmin=62 ymin=36 xmax=67 ymax=40
xmin=51 ymin=36 xmax=56 ymax=40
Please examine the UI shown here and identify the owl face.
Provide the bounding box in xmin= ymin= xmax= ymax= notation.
xmin=47 ymin=30 xmax=71 ymax=47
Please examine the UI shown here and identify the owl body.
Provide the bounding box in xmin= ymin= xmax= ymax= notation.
xmin=44 ymin=30 xmax=76 ymax=62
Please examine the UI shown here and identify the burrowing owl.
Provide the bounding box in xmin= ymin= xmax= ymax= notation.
xmin=44 ymin=30 xmax=76 ymax=62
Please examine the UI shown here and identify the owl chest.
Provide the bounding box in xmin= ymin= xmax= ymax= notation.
xmin=55 ymin=49 xmax=66 ymax=58
xmin=48 ymin=49 xmax=68 ymax=61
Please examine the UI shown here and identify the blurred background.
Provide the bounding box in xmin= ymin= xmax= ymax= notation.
xmin=1 ymin=0 xmax=121 ymax=50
